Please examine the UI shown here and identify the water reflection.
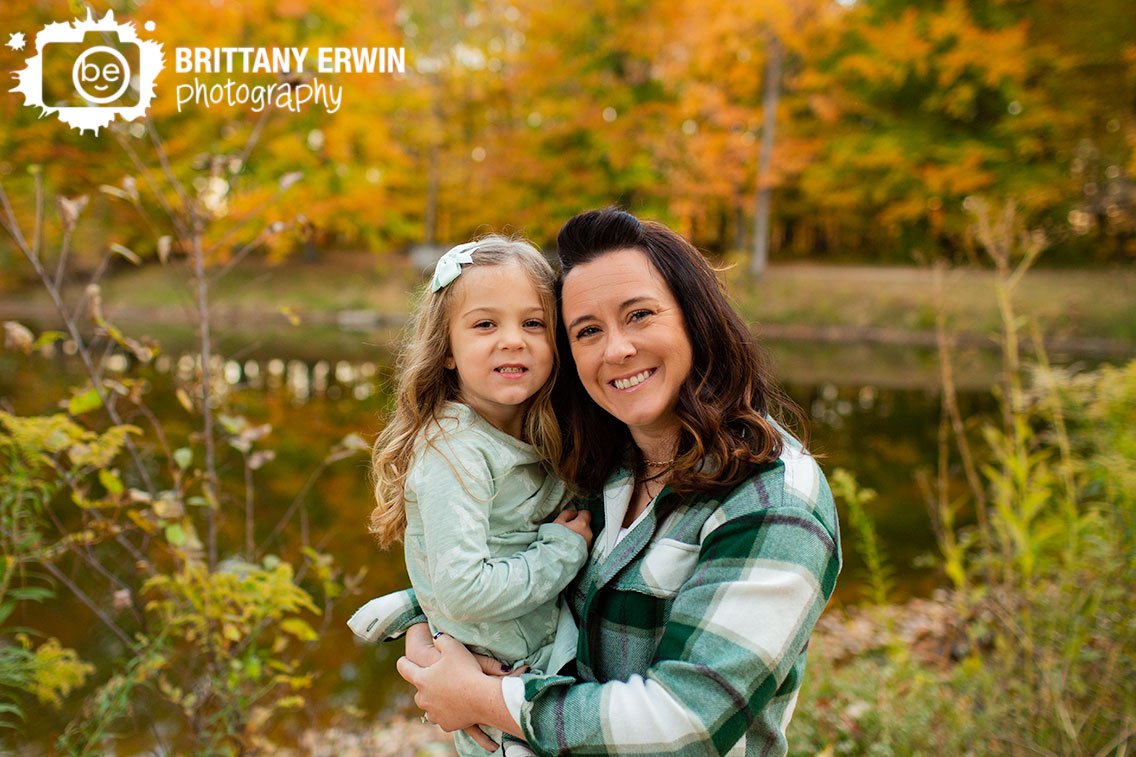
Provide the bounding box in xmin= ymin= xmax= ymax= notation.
xmin=37 ymin=339 xmax=387 ymax=409
xmin=23 ymin=336 xmax=972 ymax=607
xmin=4 ymin=338 xmax=1003 ymax=749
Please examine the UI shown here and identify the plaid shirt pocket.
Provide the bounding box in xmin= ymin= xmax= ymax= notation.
xmin=594 ymin=539 xmax=702 ymax=679
xmin=626 ymin=537 xmax=700 ymax=597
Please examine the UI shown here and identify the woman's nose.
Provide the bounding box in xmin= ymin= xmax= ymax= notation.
xmin=603 ymin=328 xmax=636 ymax=363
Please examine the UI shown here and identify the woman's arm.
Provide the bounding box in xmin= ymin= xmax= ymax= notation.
xmin=398 ymin=498 xmax=840 ymax=756
xmin=515 ymin=503 xmax=840 ymax=755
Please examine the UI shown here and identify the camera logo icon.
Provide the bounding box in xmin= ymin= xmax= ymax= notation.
xmin=11 ymin=10 xmax=164 ymax=135
xmin=71 ymin=39 xmax=136 ymax=105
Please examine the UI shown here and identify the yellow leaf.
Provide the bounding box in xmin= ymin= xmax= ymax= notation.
xmin=280 ymin=618 xmax=318 ymax=642
xmin=278 ymin=306 xmax=301 ymax=326
xmin=176 ymin=388 xmax=195 ymax=413
xmin=67 ymin=388 xmax=102 ymax=416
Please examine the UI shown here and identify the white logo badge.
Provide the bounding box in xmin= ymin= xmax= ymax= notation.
xmin=10 ymin=10 xmax=164 ymax=135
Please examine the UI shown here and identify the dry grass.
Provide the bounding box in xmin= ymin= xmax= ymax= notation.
xmin=6 ymin=255 xmax=1134 ymax=350
xmin=726 ymin=263 xmax=1136 ymax=345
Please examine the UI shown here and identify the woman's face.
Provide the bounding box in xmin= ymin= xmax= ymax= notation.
xmin=561 ymin=247 xmax=693 ymax=445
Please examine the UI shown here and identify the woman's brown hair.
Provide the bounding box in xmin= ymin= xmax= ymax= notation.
xmin=553 ymin=207 xmax=805 ymax=497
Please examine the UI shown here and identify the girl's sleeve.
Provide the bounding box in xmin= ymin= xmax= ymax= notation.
xmin=515 ymin=496 xmax=841 ymax=756
xmin=411 ymin=437 xmax=587 ymax=624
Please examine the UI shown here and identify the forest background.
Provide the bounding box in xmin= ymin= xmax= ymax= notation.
xmin=0 ymin=0 xmax=1132 ymax=274
xmin=0 ymin=0 xmax=1133 ymax=754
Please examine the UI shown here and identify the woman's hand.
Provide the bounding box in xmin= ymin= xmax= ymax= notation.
xmin=405 ymin=622 xmax=526 ymax=676
xmin=554 ymin=508 xmax=593 ymax=549
xmin=397 ymin=633 xmax=523 ymax=745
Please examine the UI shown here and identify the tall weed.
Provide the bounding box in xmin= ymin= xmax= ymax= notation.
xmin=795 ymin=199 xmax=1135 ymax=755
xmin=0 ymin=119 xmax=366 ymax=754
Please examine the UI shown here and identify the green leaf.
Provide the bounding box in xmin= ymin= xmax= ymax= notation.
xmin=67 ymin=388 xmax=102 ymax=416
xmin=32 ymin=331 xmax=67 ymax=350
xmin=11 ymin=587 xmax=53 ymax=603
xmin=98 ymin=468 xmax=123 ymax=495
xmin=218 ymin=414 xmax=248 ymax=435
xmin=173 ymin=448 xmax=192 ymax=471
xmin=164 ymin=524 xmax=186 ymax=546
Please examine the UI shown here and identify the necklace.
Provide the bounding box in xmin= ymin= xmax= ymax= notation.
xmin=636 ymin=466 xmax=670 ymax=500
xmin=639 ymin=476 xmax=665 ymax=500
xmin=642 ymin=456 xmax=676 ymax=467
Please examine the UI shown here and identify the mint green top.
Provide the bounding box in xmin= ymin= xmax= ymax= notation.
xmin=403 ymin=402 xmax=586 ymax=673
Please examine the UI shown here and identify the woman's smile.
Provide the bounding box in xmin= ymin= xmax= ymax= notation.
xmin=609 ymin=367 xmax=656 ymax=391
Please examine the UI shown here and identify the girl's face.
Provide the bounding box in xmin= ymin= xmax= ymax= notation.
xmin=445 ymin=261 xmax=554 ymax=437
xmin=561 ymin=247 xmax=693 ymax=446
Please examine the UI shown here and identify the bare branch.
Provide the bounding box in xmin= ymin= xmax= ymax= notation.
xmin=32 ymin=171 xmax=43 ymax=261
xmin=0 ymin=180 xmax=157 ymax=495
xmin=39 ymin=559 xmax=133 ymax=647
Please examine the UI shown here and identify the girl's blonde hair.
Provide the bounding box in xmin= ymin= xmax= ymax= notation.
xmin=368 ymin=235 xmax=561 ymax=548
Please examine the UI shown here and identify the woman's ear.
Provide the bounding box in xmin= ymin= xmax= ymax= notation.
xmin=444 ymin=355 xmax=456 ymax=370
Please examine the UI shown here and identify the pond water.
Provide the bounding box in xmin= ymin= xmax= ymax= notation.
xmin=2 ymin=330 xmax=1014 ymax=747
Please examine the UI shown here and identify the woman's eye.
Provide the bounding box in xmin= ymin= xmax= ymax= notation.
xmin=629 ymin=309 xmax=653 ymax=322
xmin=574 ymin=325 xmax=600 ymax=340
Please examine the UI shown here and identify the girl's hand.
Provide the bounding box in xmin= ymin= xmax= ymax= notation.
xmin=554 ymin=508 xmax=593 ymax=549
xmin=397 ymin=634 xmax=512 ymax=742
xmin=405 ymin=623 xmax=441 ymax=667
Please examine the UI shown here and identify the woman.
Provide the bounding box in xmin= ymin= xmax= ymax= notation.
xmin=358 ymin=208 xmax=841 ymax=756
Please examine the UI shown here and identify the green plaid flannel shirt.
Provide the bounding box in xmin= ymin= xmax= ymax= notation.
xmin=350 ymin=432 xmax=841 ymax=756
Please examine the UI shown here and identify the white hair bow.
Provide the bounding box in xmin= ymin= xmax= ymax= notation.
xmin=430 ymin=242 xmax=479 ymax=292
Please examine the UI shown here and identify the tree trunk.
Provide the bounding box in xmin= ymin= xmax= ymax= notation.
xmin=750 ymin=31 xmax=783 ymax=279
xmin=425 ymin=142 xmax=439 ymax=246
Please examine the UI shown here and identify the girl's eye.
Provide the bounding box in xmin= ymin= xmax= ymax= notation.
xmin=574 ymin=325 xmax=600 ymax=340
xmin=523 ymin=319 xmax=545 ymax=329
xmin=473 ymin=320 xmax=494 ymax=329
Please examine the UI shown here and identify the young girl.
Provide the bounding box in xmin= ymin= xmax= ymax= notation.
xmin=349 ymin=236 xmax=591 ymax=756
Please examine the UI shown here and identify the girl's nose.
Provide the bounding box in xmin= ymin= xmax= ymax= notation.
xmin=497 ymin=325 xmax=526 ymax=350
